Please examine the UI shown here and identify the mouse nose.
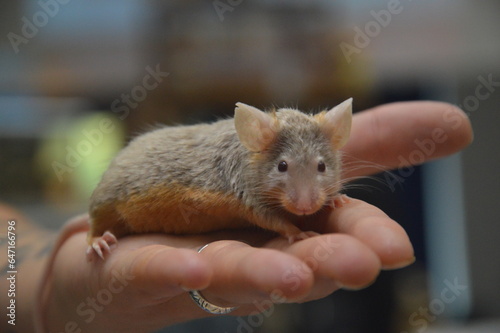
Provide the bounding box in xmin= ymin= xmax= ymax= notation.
xmin=295 ymin=196 xmax=316 ymax=215
xmin=283 ymin=188 xmax=323 ymax=216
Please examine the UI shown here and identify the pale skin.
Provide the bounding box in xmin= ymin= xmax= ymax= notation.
xmin=0 ymin=101 xmax=472 ymax=333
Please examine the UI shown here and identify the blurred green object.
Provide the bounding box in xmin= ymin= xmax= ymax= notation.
xmin=37 ymin=112 xmax=124 ymax=205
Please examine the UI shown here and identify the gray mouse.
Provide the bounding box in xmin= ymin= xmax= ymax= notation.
xmin=86 ymin=98 xmax=353 ymax=258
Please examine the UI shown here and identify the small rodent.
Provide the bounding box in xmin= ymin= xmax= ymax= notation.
xmin=87 ymin=98 xmax=353 ymax=258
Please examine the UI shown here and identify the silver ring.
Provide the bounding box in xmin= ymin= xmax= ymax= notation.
xmin=188 ymin=244 xmax=238 ymax=315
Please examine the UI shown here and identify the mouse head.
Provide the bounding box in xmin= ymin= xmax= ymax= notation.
xmin=234 ymin=98 xmax=352 ymax=216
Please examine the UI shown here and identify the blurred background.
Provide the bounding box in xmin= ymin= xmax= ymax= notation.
xmin=0 ymin=1 xmax=499 ymax=332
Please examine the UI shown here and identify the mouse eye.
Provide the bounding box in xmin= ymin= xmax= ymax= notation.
xmin=278 ymin=161 xmax=288 ymax=172
xmin=318 ymin=161 xmax=326 ymax=172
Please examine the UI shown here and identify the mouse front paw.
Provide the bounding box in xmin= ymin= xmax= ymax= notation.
xmin=331 ymin=194 xmax=350 ymax=209
xmin=86 ymin=231 xmax=118 ymax=261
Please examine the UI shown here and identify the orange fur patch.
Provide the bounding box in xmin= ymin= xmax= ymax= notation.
xmin=313 ymin=111 xmax=326 ymax=123
xmin=89 ymin=184 xmax=254 ymax=242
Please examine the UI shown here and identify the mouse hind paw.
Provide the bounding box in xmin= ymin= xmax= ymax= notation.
xmin=86 ymin=231 xmax=118 ymax=261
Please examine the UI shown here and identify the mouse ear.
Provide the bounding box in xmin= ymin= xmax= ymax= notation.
xmin=317 ymin=98 xmax=352 ymax=149
xmin=234 ymin=102 xmax=278 ymax=152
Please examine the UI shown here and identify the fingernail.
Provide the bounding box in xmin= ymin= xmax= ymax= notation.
xmin=341 ymin=285 xmax=365 ymax=291
xmin=341 ymin=279 xmax=376 ymax=291
xmin=382 ymin=256 xmax=416 ymax=270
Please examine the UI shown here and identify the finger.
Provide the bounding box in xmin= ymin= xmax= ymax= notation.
xmin=342 ymin=101 xmax=473 ymax=178
xmin=194 ymin=240 xmax=315 ymax=307
xmin=104 ymin=237 xmax=213 ymax=302
xmin=268 ymin=233 xmax=381 ymax=300
xmin=325 ymin=198 xmax=415 ymax=269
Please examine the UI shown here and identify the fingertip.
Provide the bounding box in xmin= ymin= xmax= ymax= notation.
xmin=327 ymin=235 xmax=381 ymax=289
xmin=445 ymin=103 xmax=474 ymax=147
xmin=268 ymin=253 xmax=315 ymax=302
xmin=176 ymin=251 xmax=213 ymax=291
xmin=377 ymin=224 xmax=415 ymax=270
xmin=357 ymin=219 xmax=415 ymax=270
xmin=413 ymin=101 xmax=474 ymax=151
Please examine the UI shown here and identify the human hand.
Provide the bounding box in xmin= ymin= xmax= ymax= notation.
xmin=45 ymin=101 xmax=472 ymax=333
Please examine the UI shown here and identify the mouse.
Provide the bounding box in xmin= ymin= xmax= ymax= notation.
xmin=86 ymin=98 xmax=353 ymax=259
